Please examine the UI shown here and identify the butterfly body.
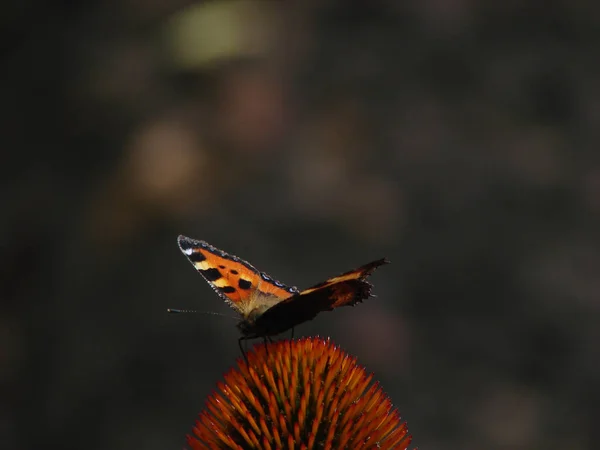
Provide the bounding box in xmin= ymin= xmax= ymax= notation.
xmin=177 ymin=235 xmax=388 ymax=339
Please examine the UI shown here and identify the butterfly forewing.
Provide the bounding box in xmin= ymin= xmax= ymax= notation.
xmin=177 ymin=235 xmax=298 ymax=313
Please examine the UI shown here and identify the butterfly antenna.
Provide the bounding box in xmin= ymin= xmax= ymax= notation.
xmin=167 ymin=309 xmax=237 ymax=320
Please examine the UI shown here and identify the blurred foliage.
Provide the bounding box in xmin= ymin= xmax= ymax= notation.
xmin=2 ymin=1 xmax=600 ymax=450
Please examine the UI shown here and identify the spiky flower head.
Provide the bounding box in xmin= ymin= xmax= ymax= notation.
xmin=187 ymin=337 xmax=412 ymax=449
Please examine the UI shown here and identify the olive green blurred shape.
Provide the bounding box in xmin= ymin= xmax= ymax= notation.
xmin=164 ymin=0 xmax=276 ymax=70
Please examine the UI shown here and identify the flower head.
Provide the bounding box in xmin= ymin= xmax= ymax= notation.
xmin=188 ymin=337 xmax=412 ymax=449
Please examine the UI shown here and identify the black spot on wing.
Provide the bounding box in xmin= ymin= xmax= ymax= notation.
xmin=238 ymin=279 xmax=252 ymax=290
xmin=230 ymin=269 xmax=239 ymax=275
xmin=218 ymin=286 xmax=236 ymax=294
xmin=188 ymin=251 xmax=206 ymax=263
xmin=201 ymin=268 xmax=222 ymax=281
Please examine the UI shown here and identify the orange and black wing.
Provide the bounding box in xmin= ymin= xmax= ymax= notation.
xmin=177 ymin=235 xmax=299 ymax=313
xmin=252 ymin=258 xmax=389 ymax=336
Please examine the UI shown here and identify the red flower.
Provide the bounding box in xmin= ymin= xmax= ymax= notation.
xmin=187 ymin=337 xmax=412 ymax=449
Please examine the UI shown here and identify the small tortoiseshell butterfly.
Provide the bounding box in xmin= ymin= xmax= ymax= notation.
xmin=175 ymin=235 xmax=389 ymax=347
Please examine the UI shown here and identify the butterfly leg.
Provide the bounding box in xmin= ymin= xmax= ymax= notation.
xmin=262 ymin=336 xmax=270 ymax=357
xmin=238 ymin=337 xmax=249 ymax=366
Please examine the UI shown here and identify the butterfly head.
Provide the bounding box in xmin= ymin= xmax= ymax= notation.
xmin=236 ymin=316 xmax=256 ymax=337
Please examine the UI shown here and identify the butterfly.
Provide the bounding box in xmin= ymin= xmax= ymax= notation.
xmin=175 ymin=235 xmax=389 ymax=351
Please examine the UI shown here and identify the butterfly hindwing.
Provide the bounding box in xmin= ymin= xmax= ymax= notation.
xmin=252 ymin=258 xmax=389 ymax=336
xmin=177 ymin=235 xmax=298 ymax=312
xmin=295 ymin=258 xmax=389 ymax=307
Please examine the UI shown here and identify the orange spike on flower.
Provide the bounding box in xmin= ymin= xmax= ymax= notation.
xmin=186 ymin=337 xmax=413 ymax=449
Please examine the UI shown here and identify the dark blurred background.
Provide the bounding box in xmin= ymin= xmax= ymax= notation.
xmin=3 ymin=1 xmax=599 ymax=449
